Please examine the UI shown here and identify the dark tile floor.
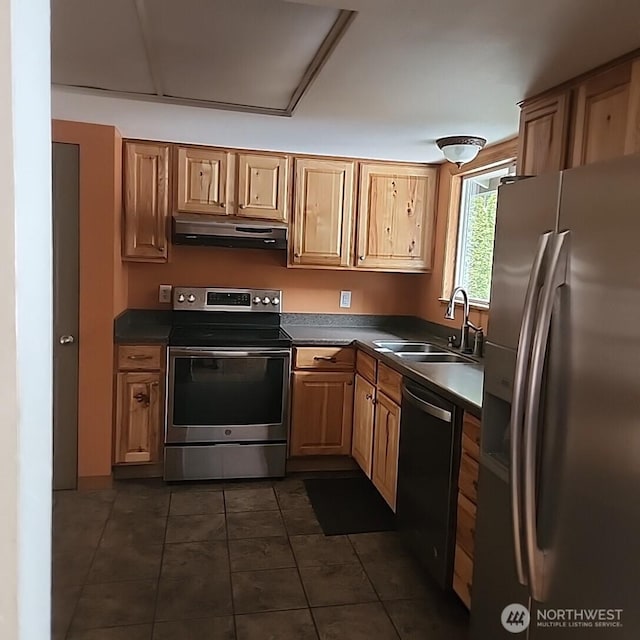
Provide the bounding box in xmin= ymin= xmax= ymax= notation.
xmin=52 ymin=477 xmax=469 ymax=640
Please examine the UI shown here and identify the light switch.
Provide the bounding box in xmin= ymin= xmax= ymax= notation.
xmin=159 ymin=284 xmax=172 ymax=303
xmin=340 ymin=290 xmax=352 ymax=308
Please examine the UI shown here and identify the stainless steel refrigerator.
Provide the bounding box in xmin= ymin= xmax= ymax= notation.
xmin=471 ymin=153 xmax=640 ymax=639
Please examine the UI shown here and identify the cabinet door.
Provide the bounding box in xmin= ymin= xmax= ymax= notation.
xmin=291 ymin=158 xmax=355 ymax=267
xmin=237 ymin=153 xmax=289 ymax=222
xmin=371 ymin=391 xmax=401 ymax=510
xmin=177 ymin=146 xmax=229 ymax=214
xmin=517 ymin=92 xmax=570 ymax=175
xmin=571 ymin=62 xmax=635 ymax=167
xmin=289 ymin=371 xmax=354 ymax=456
xmin=123 ymin=142 xmax=170 ymax=261
xmin=114 ymin=372 xmax=162 ymax=464
xmin=351 ymin=374 xmax=375 ymax=477
xmin=356 ymin=163 xmax=437 ymax=272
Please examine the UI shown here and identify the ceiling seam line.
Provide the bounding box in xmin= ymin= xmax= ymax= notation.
xmin=133 ymin=0 xmax=165 ymax=97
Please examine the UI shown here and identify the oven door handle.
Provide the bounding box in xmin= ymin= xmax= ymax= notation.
xmin=169 ymin=348 xmax=291 ymax=358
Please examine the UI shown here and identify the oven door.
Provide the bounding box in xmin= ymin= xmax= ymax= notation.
xmin=166 ymin=348 xmax=290 ymax=444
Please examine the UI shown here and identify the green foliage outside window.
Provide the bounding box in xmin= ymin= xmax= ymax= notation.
xmin=458 ymin=190 xmax=497 ymax=303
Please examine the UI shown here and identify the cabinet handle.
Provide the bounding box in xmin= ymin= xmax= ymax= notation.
xmin=365 ymin=393 xmax=372 ymax=400
xmin=128 ymin=354 xmax=153 ymax=361
xmin=314 ymin=356 xmax=337 ymax=363
xmin=134 ymin=392 xmax=150 ymax=404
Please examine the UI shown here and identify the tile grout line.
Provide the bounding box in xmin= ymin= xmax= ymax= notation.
xmin=150 ymin=491 xmax=171 ymax=639
xmin=222 ymin=489 xmax=239 ymax=640
xmin=61 ymin=491 xmax=118 ymax=640
xmin=277 ymin=486 xmax=322 ymax=640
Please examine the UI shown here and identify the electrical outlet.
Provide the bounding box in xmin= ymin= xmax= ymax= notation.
xmin=340 ymin=290 xmax=352 ymax=308
xmin=158 ymin=284 xmax=172 ymax=304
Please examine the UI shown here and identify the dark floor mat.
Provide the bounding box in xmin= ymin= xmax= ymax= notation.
xmin=304 ymin=476 xmax=396 ymax=536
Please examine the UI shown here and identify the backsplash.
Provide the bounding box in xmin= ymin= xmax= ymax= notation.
xmin=127 ymin=245 xmax=424 ymax=315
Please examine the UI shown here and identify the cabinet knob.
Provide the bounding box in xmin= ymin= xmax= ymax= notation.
xmin=294 ymin=252 xmax=300 ymax=258
xmin=238 ymin=204 xmax=247 ymax=209
xmin=365 ymin=393 xmax=372 ymax=400
xmin=359 ymin=255 xmax=365 ymax=261
xmin=219 ymin=202 xmax=226 ymax=208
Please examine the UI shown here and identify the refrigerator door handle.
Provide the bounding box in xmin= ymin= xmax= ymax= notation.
xmin=522 ymin=230 xmax=569 ymax=602
xmin=510 ymin=231 xmax=553 ymax=587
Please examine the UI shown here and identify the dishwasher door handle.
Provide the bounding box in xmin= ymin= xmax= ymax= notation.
xmin=402 ymin=386 xmax=452 ymax=423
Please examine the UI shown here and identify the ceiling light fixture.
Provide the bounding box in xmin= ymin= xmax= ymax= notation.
xmin=436 ymin=136 xmax=487 ymax=168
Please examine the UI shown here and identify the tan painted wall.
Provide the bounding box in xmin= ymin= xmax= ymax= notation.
xmin=128 ymin=246 xmax=423 ymax=315
xmin=52 ymin=119 xmax=125 ymax=478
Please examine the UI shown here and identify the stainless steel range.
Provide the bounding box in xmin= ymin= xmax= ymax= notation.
xmin=164 ymin=287 xmax=291 ymax=481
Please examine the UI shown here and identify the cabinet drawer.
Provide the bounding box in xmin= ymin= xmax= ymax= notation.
xmin=462 ymin=413 xmax=481 ymax=461
xmin=458 ymin=451 xmax=479 ymax=503
xmin=456 ymin=492 xmax=477 ymax=559
xmin=117 ymin=344 xmax=164 ymax=371
xmin=377 ymin=362 xmax=402 ymax=404
xmin=356 ymin=350 xmax=377 ymax=384
xmin=294 ymin=347 xmax=355 ymax=371
xmin=453 ymin=544 xmax=473 ymax=609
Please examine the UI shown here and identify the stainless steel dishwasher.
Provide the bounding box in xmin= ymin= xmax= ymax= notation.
xmin=396 ymin=381 xmax=462 ymax=589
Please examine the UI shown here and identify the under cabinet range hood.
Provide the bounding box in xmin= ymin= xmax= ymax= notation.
xmin=172 ymin=214 xmax=287 ymax=250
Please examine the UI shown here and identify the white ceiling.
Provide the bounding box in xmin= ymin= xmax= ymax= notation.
xmin=52 ymin=0 xmax=347 ymax=113
xmin=51 ymin=0 xmax=640 ymax=162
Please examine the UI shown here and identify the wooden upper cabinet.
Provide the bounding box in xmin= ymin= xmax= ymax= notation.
xmin=114 ymin=371 xmax=162 ymax=464
xmin=351 ymin=374 xmax=375 ymax=478
xmin=291 ymin=158 xmax=355 ymax=268
xmin=356 ymin=163 xmax=437 ymax=272
xmin=517 ymin=92 xmax=570 ymax=175
xmin=289 ymin=371 xmax=354 ymax=456
xmin=571 ymin=62 xmax=638 ymax=167
xmin=237 ymin=153 xmax=289 ymax=222
xmin=371 ymin=391 xmax=401 ymax=511
xmin=176 ymin=146 xmax=229 ymax=215
xmin=123 ymin=142 xmax=170 ymax=262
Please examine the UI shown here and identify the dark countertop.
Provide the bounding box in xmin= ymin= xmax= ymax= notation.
xmin=114 ymin=309 xmax=172 ymax=344
xmin=114 ymin=310 xmax=483 ymax=415
xmin=284 ymin=323 xmax=483 ymax=416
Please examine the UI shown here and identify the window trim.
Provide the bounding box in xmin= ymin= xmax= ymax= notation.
xmin=440 ymin=140 xmax=518 ymax=310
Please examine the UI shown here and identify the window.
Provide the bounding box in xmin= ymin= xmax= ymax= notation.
xmin=453 ymin=163 xmax=516 ymax=305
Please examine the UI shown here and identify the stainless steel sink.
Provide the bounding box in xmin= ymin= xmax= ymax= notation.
xmin=373 ymin=341 xmax=447 ymax=353
xmin=395 ymin=352 xmax=471 ymax=364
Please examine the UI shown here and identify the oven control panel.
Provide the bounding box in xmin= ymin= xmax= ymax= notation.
xmin=173 ymin=287 xmax=282 ymax=313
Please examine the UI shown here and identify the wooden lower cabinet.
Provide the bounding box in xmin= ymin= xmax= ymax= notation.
xmin=289 ymin=371 xmax=354 ymax=456
xmin=371 ymin=391 xmax=401 ymax=511
xmin=114 ymin=371 xmax=162 ymax=464
xmin=453 ymin=411 xmax=482 ymax=609
xmin=351 ymin=374 xmax=375 ymax=477
xmin=453 ymin=544 xmax=473 ymax=609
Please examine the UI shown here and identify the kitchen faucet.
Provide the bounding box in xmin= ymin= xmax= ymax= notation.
xmin=445 ymin=287 xmax=480 ymax=354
